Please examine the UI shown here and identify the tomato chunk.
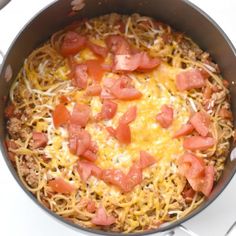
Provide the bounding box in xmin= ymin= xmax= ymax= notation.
xmin=87 ymin=40 xmax=108 ymax=58
xmin=183 ymin=136 xmax=215 ymax=151
xmin=119 ymin=106 xmax=137 ymax=124
xmin=81 ymin=149 xmax=97 ymax=162
xmin=125 ymin=163 xmax=143 ymax=191
xmin=61 ymin=31 xmax=86 ymax=57
xmin=100 ymin=100 xmax=118 ymax=120
xmin=156 ymin=105 xmax=173 ymax=128
xmin=173 ymin=123 xmax=194 ymax=138
xmin=116 ymin=122 xmax=131 ymax=144
xmin=72 ymin=64 xmax=88 ymax=89
xmin=48 ymin=178 xmax=75 ymax=194
xmin=92 ymin=205 xmax=116 ymax=226
xmin=176 ymin=69 xmax=205 ymax=91
xmin=105 ymin=35 xmax=131 ymax=55
xmin=219 ymin=108 xmax=233 ymax=120
xmin=53 ymin=104 xmax=70 ymax=128
xmin=110 ymin=76 xmax=142 ymax=101
xmin=190 ymin=112 xmax=210 ymax=137
xmin=86 ymin=83 xmax=102 ymax=96
xmin=139 ymin=151 xmax=157 ymax=169
xmin=86 ymin=59 xmax=106 ymax=81
xmin=106 ymin=126 xmax=117 ymax=137
xmin=32 ymin=132 xmax=48 ymax=148
xmin=86 ymin=199 xmax=97 ymax=213
xmin=78 ymin=160 xmax=102 ymax=181
xmin=70 ymin=104 xmax=90 ymax=127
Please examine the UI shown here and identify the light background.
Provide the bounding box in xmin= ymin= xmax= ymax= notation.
xmin=0 ymin=1 xmax=235 ymax=235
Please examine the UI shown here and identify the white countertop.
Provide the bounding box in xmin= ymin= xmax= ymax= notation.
xmin=0 ymin=1 xmax=236 ymax=236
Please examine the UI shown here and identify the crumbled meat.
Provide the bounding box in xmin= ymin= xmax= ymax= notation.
xmin=19 ymin=155 xmax=38 ymax=188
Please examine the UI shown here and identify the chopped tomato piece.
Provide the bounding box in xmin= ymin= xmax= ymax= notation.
xmin=72 ymin=64 xmax=88 ymax=89
xmin=203 ymin=85 xmax=212 ymax=100
xmin=190 ymin=112 xmax=210 ymax=137
xmin=61 ymin=31 xmax=87 ymax=57
xmin=53 ymin=104 xmax=70 ymax=128
xmin=48 ymin=178 xmax=75 ymax=194
xmin=139 ymin=151 xmax=156 ymax=169
xmin=81 ymin=149 xmax=97 ymax=162
xmin=86 ymin=59 xmax=106 ymax=81
xmin=32 ymin=132 xmax=48 ymax=148
xmin=89 ymin=141 xmax=99 ymax=153
xmin=173 ymin=123 xmax=194 ymax=138
xmin=68 ymin=129 xmax=91 ymax=156
xmin=4 ymin=104 xmax=15 ymax=118
xmin=156 ymin=105 xmax=173 ymax=128
xmin=59 ymin=95 xmax=70 ymax=104
xmin=70 ymin=104 xmax=90 ymax=127
xmin=178 ymin=153 xmax=205 ymax=179
xmin=87 ymin=40 xmax=108 ymax=58
xmin=183 ymin=136 xmax=215 ymax=151
xmin=125 ymin=163 xmax=142 ymax=191
xmin=105 ymin=35 xmax=131 ymax=55
xmin=137 ymin=52 xmax=161 ymax=71
xmin=103 ymin=77 xmax=116 ymax=88
xmin=92 ymin=205 xmax=116 ymax=226
xmin=110 ymin=76 xmax=142 ymax=101
xmin=86 ymin=83 xmax=102 ymax=96
xmin=102 ymin=169 xmax=127 ymax=190
xmin=119 ymin=106 xmax=137 ymax=124
xmin=86 ymin=200 xmax=97 ymax=213
xmin=219 ymin=108 xmax=233 ymax=120
xmin=78 ymin=160 xmax=102 ymax=181
xmin=106 ymin=126 xmax=117 ymax=137
xmin=100 ymin=88 xmax=116 ymax=100
xmin=116 ymin=122 xmax=131 ymax=144
xmin=176 ymin=69 xmax=205 ymax=91
xmin=182 ymin=185 xmax=196 ymax=202
xmin=100 ymin=100 xmax=118 ymax=120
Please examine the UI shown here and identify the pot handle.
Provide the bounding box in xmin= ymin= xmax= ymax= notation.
xmin=0 ymin=0 xmax=10 ymax=10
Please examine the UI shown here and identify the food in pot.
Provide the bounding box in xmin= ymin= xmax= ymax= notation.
xmin=5 ymin=13 xmax=233 ymax=232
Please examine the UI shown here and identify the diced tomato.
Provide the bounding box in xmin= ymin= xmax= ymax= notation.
xmin=61 ymin=31 xmax=87 ymax=57
xmin=139 ymin=151 xmax=156 ymax=169
xmin=190 ymin=112 xmax=210 ymax=137
xmin=183 ymin=136 xmax=215 ymax=151
xmin=86 ymin=83 xmax=102 ymax=96
xmin=125 ymin=162 xmax=143 ymax=191
xmin=176 ymin=69 xmax=205 ymax=91
xmin=200 ymin=68 xmax=210 ymax=80
xmin=178 ymin=153 xmax=205 ymax=179
xmin=203 ymin=85 xmax=212 ymax=100
xmin=92 ymin=205 xmax=116 ymax=226
xmin=81 ymin=149 xmax=97 ymax=162
xmin=113 ymin=52 xmax=160 ymax=72
xmin=86 ymin=59 xmax=106 ymax=81
xmin=156 ymin=105 xmax=173 ymax=128
xmin=86 ymin=200 xmax=97 ymax=213
xmin=70 ymin=103 xmax=90 ymax=127
xmin=32 ymin=132 xmax=48 ymax=148
xmin=182 ymin=185 xmax=196 ymax=202
xmin=116 ymin=122 xmax=131 ymax=144
xmin=102 ymin=169 xmax=127 ymax=190
xmin=100 ymin=100 xmax=118 ymax=120
xmin=103 ymin=77 xmax=116 ymax=88
xmin=119 ymin=106 xmax=137 ymax=124
xmin=110 ymin=76 xmax=142 ymax=101
xmin=105 ymin=35 xmax=131 ymax=55
xmin=89 ymin=141 xmax=99 ymax=153
xmin=219 ymin=108 xmax=233 ymax=120
xmin=72 ymin=64 xmax=88 ymax=89
xmin=106 ymin=126 xmax=117 ymax=137
xmin=59 ymin=95 xmax=70 ymax=104
xmin=69 ymin=129 xmax=91 ymax=156
xmin=173 ymin=123 xmax=194 ymax=138
xmin=53 ymin=104 xmax=70 ymax=128
xmin=87 ymin=40 xmax=108 ymax=58
xmin=4 ymin=104 xmax=15 ymax=118
xmin=78 ymin=160 xmax=102 ymax=181
xmin=48 ymin=178 xmax=75 ymax=194
xmin=100 ymin=88 xmax=116 ymax=100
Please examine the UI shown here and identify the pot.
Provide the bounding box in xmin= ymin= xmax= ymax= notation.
xmin=0 ymin=0 xmax=236 ymax=235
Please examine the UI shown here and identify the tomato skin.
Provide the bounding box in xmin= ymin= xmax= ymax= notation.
xmin=125 ymin=162 xmax=142 ymax=191
xmin=87 ymin=41 xmax=108 ymax=58
xmin=32 ymin=132 xmax=48 ymax=148
xmin=139 ymin=151 xmax=156 ymax=169
xmin=100 ymin=100 xmax=118 ymax=120
xmin=92 ymin=205 xmax=116 ymax=226
xmin=86 ymin=200 xmax=97 ymax=213
xmin=190 ymin=112 xmax=210 ymax=137
xmin=70 ymin=103 xmax=90 ymax=127
xmin=53 ymin=104 xmax=70 ymax=128
xmin=119 ymin=106 xmax=137 ymax=124
xmin=81 ymin=149 xmax=97 ymax=162
xmin=78 ymin=160 xmax=102 ymax=181
xmin=116 ymin=122 xmax=131 ymax=144
xmin=106 ymin=126 xmax=117 ymax=137
xmin=156 ymin=105 xmax=173 ymax=128
xmin=73 ymin=64 xmax=88 ymax=89
xmin=86 ymin=83 xmax=102 ymax=96
xmin=86 ymin=59 xmax=105 ymax=81
xmin=48 ymin=178 xmax=75 ymax=194
xmin=183 ymin=136 xmax=215 ymax=151
xmin=173 ymin=123 xmax=194 ymax=138
xmin=61 ymin=31 xmax=87 ymax=57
